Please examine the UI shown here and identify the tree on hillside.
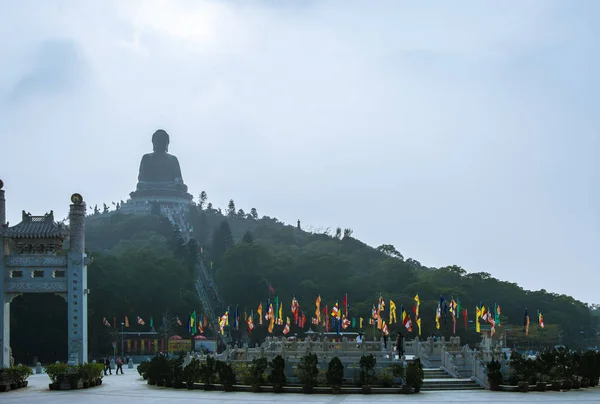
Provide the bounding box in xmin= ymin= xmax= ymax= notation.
xmin=237 ymin=209 xmax=246 ymax=218
xmin=376 ymin=244 xmax=404 ymax=260
xmin=212 ymin=220 xmax=234 ymax=261
xmin=250 ymin=208 xmax=258 ymax=220
xmin=335 ymin=227 xmax=342 ymax=240
xmin=242 ymin=230 xmax=254 ymax=244
xmin=199 ymin=191 xmax=207 ymax=209
xmin=343 ymin=228 xmax=353 ymax=239
xmin=207 ymin=202 xmax=213 ymax=211
xmin=227 ymin=200 xmax=236 ymax=217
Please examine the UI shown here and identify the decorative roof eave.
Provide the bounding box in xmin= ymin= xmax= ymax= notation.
xmin=1 ymin=210 xmax=65 ymax=239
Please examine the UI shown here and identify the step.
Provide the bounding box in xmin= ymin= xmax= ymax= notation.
xmin=422 ymin=379 xmax=483 ymax=391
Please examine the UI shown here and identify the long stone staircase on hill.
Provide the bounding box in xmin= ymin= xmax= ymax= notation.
xmin=421 ymin=357 xmax=482 ymax=391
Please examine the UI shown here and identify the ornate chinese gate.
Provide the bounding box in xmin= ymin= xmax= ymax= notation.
xmin=0 ymin=180 xmax=89 ymax=366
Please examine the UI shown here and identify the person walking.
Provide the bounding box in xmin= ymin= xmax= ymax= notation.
xmin=104 ymin=358 xmax=112 ymax=375
xmin=396 ymin=332 xmax=405 ymax=358
xmin=116 ymin=356 xmax=124 ymax=375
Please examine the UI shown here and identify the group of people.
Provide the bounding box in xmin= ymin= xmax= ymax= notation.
xmin=101 ymin=356 xmax=125 ymax=375
xmin=355 ymin=332 xmax=405 ymax=357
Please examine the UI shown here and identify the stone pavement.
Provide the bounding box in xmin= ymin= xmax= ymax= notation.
xmin=2 ymin=369 xmax=600 ymax=404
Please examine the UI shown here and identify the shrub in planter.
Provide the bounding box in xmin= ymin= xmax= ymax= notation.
xmin=377 ymin=367 xmax=393 ymax=387
xmin=572 ymin=380 xmax=581 ymax=389
xmin=200 ymin=356 xmax=217 ymax=390
xmin=250 ymin=357 xmax=268 ymax=392
xmin=297 ymin=353 xmax=319 ymax=393
xmin=550 ymin=380 xmax=561 ymax=391
xmin=268 ymin=355 xmax=286 ymax=393
xmin=171 ymin=355 xmax=185 ymax=388
xmin=517 ymin=381 xmax=529 ymax=392
xmin=406 ymin=359 xmax=424 ymax=393
xmin=326 ymin=357 xmax=344 ymax=394
xmin=68 ymin=365 xmax=82 ymax=389
xmin=486 ymin=359 xmax=503 ymax=391
xmin=137 ymin=361 xmax=149 ymax=379
xmin=45 ymin=363 xmax=69 ymax=385
xmin=183 ymin=359 xmax=202 ymax=389
xmin=232 ymin=363 xmax=253 ymax=385
xmin=536 ymin=382 xmax=546 ymax=391
xmin=6 ymin=365 xmax=33 ymax=388
xmin=581 ymin=378 xmax=590 ymax=388
xmin=561 ymin=380 xmax=572 ymax=390
xmin=217 ymin=361 xmax=236 ymax=392
xmin=359 ymin=354 xmax=376 ymax=393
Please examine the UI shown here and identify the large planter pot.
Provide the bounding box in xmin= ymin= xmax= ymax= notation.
xmin=142 ymin=374 xmax=148 ymax=380
xmin=203 ymin=384 xmax=216 ymax=391
xmin=273 ymin=383 xmax=283 ymax=393
xmin=83 ymin=381 xmax=90 ymax=389
xmin=156 ymin=380 xmax=165 ymax=387
xmin=551 ymin=381 xmax=561 ymax=391
xmin=400 ymin=384 xmax=412 ymax=394
xmin=362 ymin=385 xmax=372 ymax=394
xmin=96 ymin=378 xmax=103 ymax=386
xmin=48 ymin=383 xmax=59 ymax=391
xmin=572 ymin=380 xmax=580 ymax=389
xmin=186 ymin=382 xmax=194 ymax=390
xmin=561 ymin=380 xmax=572 ymax=390
xmin=174 ymin=382 xmax=185 ymax=389
xmin=302 ymin=385 xmax=314 ymax=394
xmin=517 ymin=381 xmax=529 ymax=392
xmin=165 ymin=380 xmax=173 ymax=388
xmin=10 ymin=383 xmax=17 ymax=390
xmin=414 ymin=384 xmax=422 ymax=393
xmin=536 ymin=382 xmax=546 ymax=391
xmin=23 ymin=381 xmax=28 ymax=388
xmin=581 ymin=378 xmax=590 ymax=388
xmin=489 ymin=382 xmax=500 ymax=391
xmin=251 ymin=384 xmax=261 ymax=393
xmin=331 ymin=385 xmax=342 ymax=394
xmin=223 ymin=383 xmax=234 ymax=392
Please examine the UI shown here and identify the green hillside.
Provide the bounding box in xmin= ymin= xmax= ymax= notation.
xmin=9 ymin=194 xmax=598 ymax=364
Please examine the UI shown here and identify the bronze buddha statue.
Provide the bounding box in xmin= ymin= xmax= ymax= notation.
xmin=136 ymin=129 xmax=188 ymax=193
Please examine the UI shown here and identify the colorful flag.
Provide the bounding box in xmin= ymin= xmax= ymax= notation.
xmin=103 ymin=317 xmax=111 ymax=327
xmin=257 ymin=303 xmax=263 ymax=325
xmin=402 ymin=308 xmax=412 ymax=332
xmin=360 ymin=317 xmax=364 ymax=328
xmin=435 ymin=303 xmax=441 ymax=330
xmin=343 ymin=293 xmax=348 ymax=317
xmin=538 ymin=311 xmax=544 ymax=329
xmin=390 ymin=300 xmax=397 ymax=324
xmin=382 ymin=321 xmax=389 ymax=336
xmin=150 ymin=316 xmax=154 ymax=328
xmin=475 ymin=307 xmax=481 ymax=333
xmin=315 ymin=296 xmax=321 ymax=323
xmin=496 ymin=305 xmax=501 ymax=327
xmin=176 ymin=316 xmax=182 ymax=326
xmin=283 ymin=317 xmax=291 ymax=335
xmin=462 ymin=308 xmax=468 ymax=329
xmin=413 ymin=294 xmax=420 ymax=317
xmin=125 ymin=316 xmax=129 ymax=328
xmin=190 ymin=311 xmax=196 ymax=335
xmin=524 ymin=308 xmax=530 ymax=336
xmin=137 ymin=316 xmax=145 ymax=326
xmin=247 ymin=311 xmax=254 ymax=334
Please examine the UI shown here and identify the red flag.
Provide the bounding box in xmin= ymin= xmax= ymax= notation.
xmin=269 ymin=284 xmax=275 ymax=294
xmin=462 ymin=309 xmax=468 ymax=329
xmin=342 ymin=294 xmax=348 ymax=317
xmin=203 ymin=315 xmax=208 ymax=327
xmin=324 ymin=306 xmax=329 ymax=332
xmin=113 ymin=316 xmax=117 ymax=329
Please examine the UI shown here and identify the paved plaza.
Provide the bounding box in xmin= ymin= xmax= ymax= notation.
xmin=2 ymin=369 xmax=600 ymax=404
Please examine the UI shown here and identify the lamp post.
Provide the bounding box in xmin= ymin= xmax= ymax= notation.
xmin=121 ymin=322 xmax=125 ymax=359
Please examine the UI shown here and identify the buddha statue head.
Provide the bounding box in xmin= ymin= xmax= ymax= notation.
xmin=152 ymin=129 xmax=170 ymax=153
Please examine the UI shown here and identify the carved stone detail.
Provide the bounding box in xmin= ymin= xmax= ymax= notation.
xmin=5 ymin=281 xmax=67 ymax=293
xmin=5 ymin=255 xmax=68 ymax=267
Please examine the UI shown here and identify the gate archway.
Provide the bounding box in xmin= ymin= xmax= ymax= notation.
xmin=0 ymin=180 xmax=89 ymax=366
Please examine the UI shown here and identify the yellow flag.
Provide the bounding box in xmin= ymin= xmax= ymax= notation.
xmin=389 ymin=300 xmax=397 ymax=324
xmin=475 ymin=306 xmax=481 ymax=333
xmin=359 ymin=317 xmax=363 ymax=328
xmin=417 ymin=318 xmax=422 ymax=335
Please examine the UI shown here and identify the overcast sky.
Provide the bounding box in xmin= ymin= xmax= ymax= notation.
xmin=1 ymin=1 xmax=598 ymax=304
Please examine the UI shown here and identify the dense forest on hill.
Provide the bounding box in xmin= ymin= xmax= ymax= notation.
xmin=9 ymin=193 xmax=599 ymax=363
xmin=189 ymin=194 xmax=598 ymax=349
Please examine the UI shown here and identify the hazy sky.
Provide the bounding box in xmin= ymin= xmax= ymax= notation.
xmin=1 ymin=1 xmax=598 ymax=304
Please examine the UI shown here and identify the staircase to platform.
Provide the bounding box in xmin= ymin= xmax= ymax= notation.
xmin=421 ymin=367 xmax=483 ymax=391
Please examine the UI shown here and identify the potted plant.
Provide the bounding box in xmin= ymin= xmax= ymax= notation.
xmin=359 ymin=354 xmax=376 ymax=394
xmin=297 ymin=353 xmax=319 ymax=394
xmin=249 ymin=357 xmax=268 ymax=392
xmin=517 ymin=381 xmax=529 ymax=392
xmin=268 ymin=355 xmax=286 ymax=393
xmin=67 ymin=365 xmax=82 ymax=389
xmin=217 ymin=360 xmax=236 ymax=392
xmin=45 ymin=363 xmax=69 ymax=390
xmin=377 ymin=367 xmax=393 ymax=388
xmin=326 ymin=357 xmax=344 ymax=394
xmin=550 ymin=380 xmax=561 ymax=391
xmin=581 ymin=377 xmax=590 ymax=388
xmin=200 ymin=356 xmax=217 ymax=391
xmin=137 ymin=361 xmax=149 ymax=380
xmin=391 ymin=363 xmax=405 ymax=386
xmin=486 ymin=359 xmax=503 ymax=391
xmin=183 ymin=359 xmax=201 ymax=389
xmin=405 ymin=359 xmax=424 ymax=393
xmin=172 ymin=355 xmax=185 ymax=388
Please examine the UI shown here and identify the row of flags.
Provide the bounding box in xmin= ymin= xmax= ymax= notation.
xmin=102 ymin=294 xmax=547 ymax=338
